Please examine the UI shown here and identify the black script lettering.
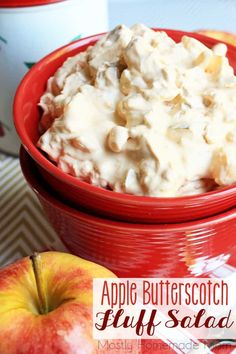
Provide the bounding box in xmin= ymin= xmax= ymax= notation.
xmin=95 ymin=310 xmax=114 ymax=330
xmin=217 ymin=310 xmax=234 ymax=329
xmin=165 ymin=309 xmax=179 ymax=328
xmin=194 ymin=309 xmax=206 ymax=328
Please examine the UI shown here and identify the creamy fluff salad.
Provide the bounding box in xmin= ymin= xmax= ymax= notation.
xmin=38 ymin=24 xmax=236 ymax=197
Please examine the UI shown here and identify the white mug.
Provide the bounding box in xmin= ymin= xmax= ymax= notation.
xmin=0 ymin=0 xmax=108 ymax=155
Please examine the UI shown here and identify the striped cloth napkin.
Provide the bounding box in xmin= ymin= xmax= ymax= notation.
xmin=0 ymin=153 xmax=67 ymax=267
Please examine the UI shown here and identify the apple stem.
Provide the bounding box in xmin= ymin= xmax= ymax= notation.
xmin=30 ymin=253 xmax=48 ymax=315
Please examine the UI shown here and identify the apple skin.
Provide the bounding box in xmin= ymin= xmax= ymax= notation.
xmin=197 ymin=30 xmax=236 ymax=47
xmin=0 ymin=252 xmax=140 ymax=354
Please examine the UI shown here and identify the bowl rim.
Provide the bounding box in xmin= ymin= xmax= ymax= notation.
xmin=14 ymin=28 xmax=236 ymax=206
xmin=20 ymin=146 xmax=236 ymax=231
xmin=0 ymin=0 xmax=64 ymax=7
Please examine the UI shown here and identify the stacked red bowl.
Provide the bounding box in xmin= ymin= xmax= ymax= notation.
xmin=15 ymin=29 xmax=236 ymax=277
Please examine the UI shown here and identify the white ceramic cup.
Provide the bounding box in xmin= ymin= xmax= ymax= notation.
xmin=0 ymin=0 xmax=108 ymax=155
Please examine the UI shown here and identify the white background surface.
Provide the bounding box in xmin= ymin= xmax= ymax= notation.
xmin=108 ymin=0 xmax=236 ymax=33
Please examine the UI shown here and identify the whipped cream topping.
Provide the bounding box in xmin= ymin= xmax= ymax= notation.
xmin=38 ymin=24 xmax=236 ymax=197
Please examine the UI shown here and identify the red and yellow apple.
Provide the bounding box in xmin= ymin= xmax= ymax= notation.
xmin=0 ymin=252 xmax=139 ymax=354
xmin=197 ymin=30 xmax=236 ymax=47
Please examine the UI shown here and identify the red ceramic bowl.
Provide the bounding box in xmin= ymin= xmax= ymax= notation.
xmin=20 ymin=146 xmax=236 ymax=278
xmin=0 ymin=0 xmax=64 ymax=7
xmin=14 ymin=30 xmax=236 ymax=223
